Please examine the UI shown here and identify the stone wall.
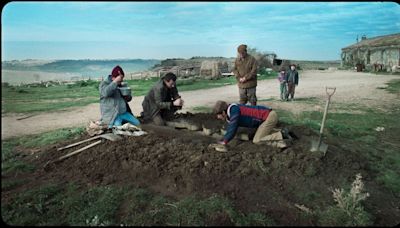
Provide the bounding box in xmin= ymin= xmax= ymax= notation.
xmin=341 ymin=47 xmax=400 ymax=71
xmin=199 ymin=60 xmax=230 ymax=79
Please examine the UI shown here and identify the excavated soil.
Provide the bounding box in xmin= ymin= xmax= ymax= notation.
xmin=2 ymin=113 xmax=400 ymax=226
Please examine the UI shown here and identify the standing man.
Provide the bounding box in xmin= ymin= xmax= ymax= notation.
xmin=285 ymin=64 xmax=299 ymax=101
xmin=142 ymin=72 xmax=184 ymax=126
xmin=99 ymin=65 xmax=140 ymax=128
xmin=232 ymin=44 xmax=258 ymax=106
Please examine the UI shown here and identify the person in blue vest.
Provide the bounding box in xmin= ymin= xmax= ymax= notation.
xmin=212 ymin=100 xmax=291 ymax=149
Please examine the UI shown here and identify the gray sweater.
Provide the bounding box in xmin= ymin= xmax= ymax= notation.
xmin=99 ymin=76 xmax=131 ymax=126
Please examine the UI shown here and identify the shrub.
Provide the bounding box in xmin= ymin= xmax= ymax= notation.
xmin=318 ymin=173 xmax=373 ymax=226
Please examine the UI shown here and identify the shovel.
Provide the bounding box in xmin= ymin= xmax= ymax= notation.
xmin=44 ymin=133 xmax=122 ymax=169
xmin=56 ymin=133 xmax=122 ymax=151
xmin=310 ymin=87 xmax=336 ymax=156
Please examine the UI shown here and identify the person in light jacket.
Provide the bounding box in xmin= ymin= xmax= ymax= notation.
xmin=99 ymin=65 xmax=140 ymax=128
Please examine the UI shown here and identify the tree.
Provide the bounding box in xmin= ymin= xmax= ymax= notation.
xmin=247 ymin=47 xmax=275 ymax=72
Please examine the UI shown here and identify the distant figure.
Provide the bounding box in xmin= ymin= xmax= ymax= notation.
xmin=285 ymin=64 xmax=299 ymax=101
xmin=141 ymin=72 xmax=184 ymax=126
xmin=232 ymin=44 xmax=258 ymax=106
xmin=99 ymin=65 xmax=140 ymax=128
xmin=277 ymin=68 xmax=287 ymax=101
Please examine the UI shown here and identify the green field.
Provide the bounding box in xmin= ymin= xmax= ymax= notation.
xmin=2 ymin=76 xmax=399 ymax=226
xmin=1 ymin=72 xmax=276 ymax=114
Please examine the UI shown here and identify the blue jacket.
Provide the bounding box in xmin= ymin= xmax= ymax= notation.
xmin=223 ymin=103 xmax=272 ymax=143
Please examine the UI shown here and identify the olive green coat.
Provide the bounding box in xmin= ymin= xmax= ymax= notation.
xmin=232 ymin=54 xmax=258 ymax=89
xmin=142 ymin=79 xmax=181 ymax=120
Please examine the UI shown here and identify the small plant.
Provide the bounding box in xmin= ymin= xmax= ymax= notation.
xmin=85 ymin=215 xmax=110 ymax=226
xmin=318 ymin=173 xmax=373 ymax=226
xmin=331 ymin=173 xmax=370 ymax=216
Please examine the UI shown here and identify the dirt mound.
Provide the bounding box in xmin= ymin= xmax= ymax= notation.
xmin=5 ymin=113 xmax=400 ymax=226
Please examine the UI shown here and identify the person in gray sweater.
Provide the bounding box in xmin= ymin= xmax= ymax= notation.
xmin=99 ymin=65 xmax=140 ymax=128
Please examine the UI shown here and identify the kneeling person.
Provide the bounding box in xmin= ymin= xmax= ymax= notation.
xmin=142 ymin=72 xmax=184 ymax=125
xmin=99 ymin=65 xmax=140 ymax=128
xmin=213 ymin=100 xmax=288 ymax=147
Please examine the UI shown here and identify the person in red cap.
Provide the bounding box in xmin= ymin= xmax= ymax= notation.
xmin=99 ymin=65 xmax=140 ymax=128
xmin=232 ymin=44 xmax=258 ymax=106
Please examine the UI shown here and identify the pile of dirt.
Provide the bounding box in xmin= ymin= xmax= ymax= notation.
xmin=3 ymin=113 xmax=399 ymax=226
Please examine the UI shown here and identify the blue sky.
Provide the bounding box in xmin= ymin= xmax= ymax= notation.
xmin=2 ymin=1 xmax=400 ymax=61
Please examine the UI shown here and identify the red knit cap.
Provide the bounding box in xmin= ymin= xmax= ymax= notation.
xmin=111 ymin=65 xmax=124 ymax=78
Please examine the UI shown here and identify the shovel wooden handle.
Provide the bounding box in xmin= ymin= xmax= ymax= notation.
xmin=57 ymin=140 xmax=102 ymax=162
xmin=57 ymin=135 xmax=101 ymax=151
xmin=319 ymin=87 xmax=336 ymax=135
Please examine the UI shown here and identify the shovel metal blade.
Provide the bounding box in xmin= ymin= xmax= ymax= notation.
xmin=310 ymin=140 xmax=328 ymax=153
xmin=100 ymin=133 xmax=122 ymax=141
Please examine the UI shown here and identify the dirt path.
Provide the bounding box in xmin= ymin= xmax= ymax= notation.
xmin=2 ymin=70 xmax=399 ymax=139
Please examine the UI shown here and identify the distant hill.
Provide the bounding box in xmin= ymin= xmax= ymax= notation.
xmin=290 ymin=60 xmax=341 ymax=70
xmin=2 ymin=59 xmax=161 ymax=77
xmin=151 ymin=56 xmax=235 ymax=69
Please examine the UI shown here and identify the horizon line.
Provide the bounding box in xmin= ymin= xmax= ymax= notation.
xmin=2 ymin=57 xmax=342 ymax=62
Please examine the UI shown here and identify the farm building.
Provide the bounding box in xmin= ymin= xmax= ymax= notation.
xmin=199 ymin=60 xmax=230 ymax=79
xmin=341 ymin=33 xmax=400 ymax=72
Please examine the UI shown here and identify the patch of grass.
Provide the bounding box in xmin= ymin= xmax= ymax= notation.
xmin=2 ymin=73 xmax=276 ymax=114
xmin=122 ymin=191 xmax=275 ymax=226
xmin=2 ymin=160 xmax=36 ymax=175
xmin=277 ymin=108 xmax=393 ymax=139
xmin=65 ymin=185 xmax=125 ymax=226
xmin=277 ymin=109 xmax=322 ymax=132
xmin=2 ymin=179 xmax=27 ymax=191
xmin=277 ymin=106 xmax=400 ymax=196
xmin=291 ymin=96 xmax=320 ymax=104
xmin=2 ymin=183 xmax=125 ymax=226
xmin=2 ymin=182 xmax=275 ymax=226
xmin=1 ymin=127 xmax=85 ymax=175
xmin=304 ymin=164 xmax=318 ymax=177
xmin=1 ymin=81 xmax=100 ymax=113
xmin=191 ymin=106 xmax=212 ymax=113
xmin=126 ymin=77 xmax=159 ymax=96
xmin=318 ymin=206 xmax=372 ymax=226
xmin=2 ymin=183 xmax=66 ymax=225
xmin=376 ymin=169 xmax=400 ymax=195
xmin=384 ymin=79 xmax=400 ymax=95
xmin=298 ymin=191 xmax=322 ymax=205
xmin=5 ymin=127 xmax=85 ymax=149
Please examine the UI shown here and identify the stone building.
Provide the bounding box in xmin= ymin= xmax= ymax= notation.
xmin=341 ymin=33 xmax=400 ymax=72
xmin=199 ymin=60 xmax=230 ymax=79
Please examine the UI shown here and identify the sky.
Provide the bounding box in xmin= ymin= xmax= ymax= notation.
xmin=2 ymin=1 xmax=400 ymax=61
